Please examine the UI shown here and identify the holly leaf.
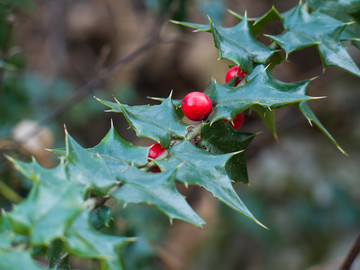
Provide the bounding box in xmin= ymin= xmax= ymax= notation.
xmin=65 ymin=130 xmax=123 ymax=195
xmin=297 ymin=101 xmax=347 ymax=155
xmin=209 ymin=15 xmax=275 ymax=73
xmin=200 ymin=121 xmax=256 ymax=184
xmin=6 ymin=160 xmax=85 ymax=245
xmin=112 ymin=166 xmax=205 ymax=227
xmin=0 ymin=251 xmax=46 ymax=270
xmin=206 ymin=65 xmax=318 ymax=123
xmin=157 ymin=140 xmax=266 ymax=228
xmin=96 ymin=94 xmax=188 ymax=148
xmin=267 ymin=2 xmax=360 ymax=76
xmin=251 ymin=105 xmax=278 ymax=139
xmin=90 ymin=122 xmax=148 ymax=166
xmin=91 ymin=205 xmax=111 ymax=230
xmin=64 ymin=210 xmax=133 ymax=269
xmin=228 ymin=7 xmax=282 ymax=36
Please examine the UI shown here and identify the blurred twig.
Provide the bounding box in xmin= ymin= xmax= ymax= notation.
xmin=340 ymin=234 xmax=360 ymax=270
xmin=0 ymin=179 xmax=23 ymax=203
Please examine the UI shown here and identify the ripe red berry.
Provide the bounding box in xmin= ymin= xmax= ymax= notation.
xmin=148 ymin=143 xmax=167 ymax=173
xmin=223 ymin=112 xmax=244 ymax=130
xmin=181 ymin=92 xmax=212 ymax=121
xmin=148 ymin=143 xmax=166 ymax=161
xmin=225 ymin=66 xmax=246 ymax=86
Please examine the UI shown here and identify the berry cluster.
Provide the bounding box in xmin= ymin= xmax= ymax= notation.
xmin=147 ymin=66 xmax=246 ymax=172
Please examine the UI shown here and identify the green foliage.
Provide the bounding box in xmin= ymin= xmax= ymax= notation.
xmin=1 ymin=0 xmax=360 ymax=269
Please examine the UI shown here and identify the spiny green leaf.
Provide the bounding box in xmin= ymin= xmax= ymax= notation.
xmin=65 ymin=130 xmax=121 ymax=195
xmin=90 ymin=122 xmax=149 ymax=166
xmin=64 ymin=210 xmax=133 ymax=268
xmin=250 ymin=105 xmax=278 ymax=139
xmin=200 ymin=121 xmax=256 ymax=184
xmin=96 ymin=95 xmax=188 ymax=148
xmin=209 ymin=15 xmax=275 ymax=72
xmin=0 ymin=250 xmax=46 ymax=270
xmin=6 ymin=163 xmax=85 ymax=245
xmin=112 ymin=166 xmax=205 ymax=227
xmin=157 ymin=140 xmax=266 ymax=228
xmin=91 ymin=205 xmax=111 ymax=230
xmin=297 ymin=101 xmax=347 ymax=155
xmin=267 ymin=2 xmax=360 ymax=76
xmin=229 ymin=6 xmax=282 ymax=36
xmin=206 ymin=65 xmax=318 ymax=123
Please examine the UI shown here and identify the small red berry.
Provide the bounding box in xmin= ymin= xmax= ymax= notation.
xmin=148 ymin=143 xmax=166 ymax=161
xmin=223 ymin=112 xmax=244 ymax=130
xmin=225 ymin=66 xmax=246 ymax=86
xmin=148 ymin=143 xmax=167 ymax=173
xmin=181 ymin=92 xmax=212 ymax=121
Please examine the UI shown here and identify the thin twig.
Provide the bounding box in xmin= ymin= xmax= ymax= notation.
xmin=340 ymin=234 xmax=360 ymax=270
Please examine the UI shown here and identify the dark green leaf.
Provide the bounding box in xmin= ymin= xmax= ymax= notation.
xmin=229 ymin=7 xmax=282 ymax=36
xmin=0 ymin=251 xmax=46 ymax=270
xmin=91 ymin=205 xmax=111 ymax=230
xmin=7 ymin=176 xmax=85 ymax=245
xmin=206 ymin=65 xmax=317 ymax=123
xmin=209 ymin=15 xmax=275 ymax=72
xmin=297 ymin=101 xmax=347 ymax=155
xmin=157 ymin=140 xmax=266 ymax=228
xmin=112 ymin=166 xmax=205 ymax=227
xmin=200 ymin=121 xmax=256 ymax=183
xmin=267 ymin=3 xmax=360 ymax=76
xmin=96 ymin=94 xmax=188 ymax=148
xmin=65 ymin=130 xmax=121 ymax=195
xmin=90 ymin=122 xmax=148 ymax=166
xmin=64 ymin=210 xmax=132 ymax=267
xmin=250 ymin=105 xmax=277 ymax=139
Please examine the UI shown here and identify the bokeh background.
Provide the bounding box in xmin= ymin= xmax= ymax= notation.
xmin=0 ymin=0 xmax=359 ymax=269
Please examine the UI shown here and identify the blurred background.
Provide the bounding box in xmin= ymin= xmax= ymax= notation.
xmin=0 ymin=0 xmax=359 ymax=269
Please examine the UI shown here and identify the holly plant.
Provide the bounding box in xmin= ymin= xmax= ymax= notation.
xmin=1 ymin=0 xmax=360 ymax=269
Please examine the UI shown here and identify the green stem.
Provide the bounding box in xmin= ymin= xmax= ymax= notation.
xmin=0 ymin=179 xmax=23 ymax=203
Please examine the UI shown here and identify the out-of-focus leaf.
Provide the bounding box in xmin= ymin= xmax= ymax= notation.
xmin=112 ymin=166 xmax=205 ymax=227
xmin=64 ymin=210 xmax=133 ymax=269
xmin=0 ymin=251 xmax=46 ymax=270
xmin=6 ymin=160 xmax=85 ymax=245
xmin=96 ymin=95 xmax=188 ymax=148
xmin=91 ymin=205 xmax=111 ymax=230
xmin=157 ymin=140 xmax=266 ymax=228
xmin=200 ymin=121 xmax=256 ymax=183
xmin=195 ymin=0 xmax=225 ymax=25
xmin=267 ymin=2 xmax=360 ymax=76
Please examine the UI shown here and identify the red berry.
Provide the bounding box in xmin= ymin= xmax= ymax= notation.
xmin=181 ymin=92 xmax=212 ymax=121
xmin=148 ymin=143 xmax=167 ymax=173
xmin=225 ymin=66 xmax=246 ymax=86
xmin=148 ymin=143 xmax=166 ymax=161
xmin=223 ymin=112 xmax=244 ymax=130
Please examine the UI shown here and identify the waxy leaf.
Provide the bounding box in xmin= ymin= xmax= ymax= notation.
xmin=209 ymin=16 xmax=275 ymax=72
xmin=0 ymin=251 xmax=46 ymax=270
xmin=90 ymin=123 xmax=148 ymax=166
xmin=158 ymin=140 xmax=266 ymax=228
xmin=96 ymin=95 xmax=188 ymax=148
xmin=206 ymin=65 xmax=317 ymax=123
xmin=64 ymin=210 xmax=132 ymax=269
xmin=7 ymin=162 xmax=85 ymax=245
xmin=172 ymin=14 xmax=275 ymax=72
xmin=200 ymin=121 xmax=256 ymax=184
xmin=65 ymin=130 xmax=121 ymax=195
xmin=267 ymin=2 xmax=360 ymax=76
xmin=297 ymin=102 xmax=347 ymax=155
xmin=112 ymin=166 xmax=205 ymax=227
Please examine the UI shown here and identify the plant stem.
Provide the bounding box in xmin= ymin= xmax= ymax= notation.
xmin=0 ymin=179 xmax=23 ymax=203
xmin=340 ymin=233 xmax=360 ymax=270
